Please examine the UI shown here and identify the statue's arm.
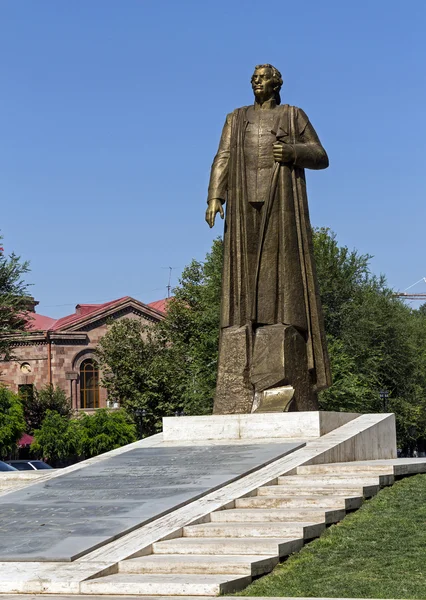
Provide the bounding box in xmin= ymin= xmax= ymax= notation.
xmin=292 ymin=108 xmax=329 ymax=171
xmin=207 ymin=113 xmax=232 ymax=203
xmin=206 ymin=113 xmax=232 ymax=228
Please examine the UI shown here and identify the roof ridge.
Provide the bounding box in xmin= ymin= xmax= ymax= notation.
xmin=25 ymin=296 xmax=167 ymax=332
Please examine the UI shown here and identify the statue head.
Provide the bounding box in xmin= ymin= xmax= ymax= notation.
xmin=251 ymin=64 xmax=283 ymax=105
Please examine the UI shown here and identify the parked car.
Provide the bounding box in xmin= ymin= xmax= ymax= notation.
xmin=7 ymin=460 xmax=53 ymax=471
xmin=0 ymin=460 xmax=17 ymax=471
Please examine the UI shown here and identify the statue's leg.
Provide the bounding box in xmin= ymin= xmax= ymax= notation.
xmin=213 ymin=325 xmax=254 ymax=414
xmin=250 ymin=324 xmax=319 ymax=411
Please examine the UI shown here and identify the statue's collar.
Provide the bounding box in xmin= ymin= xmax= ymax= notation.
xmin=253 ymin=98 xmax=277 ymax=110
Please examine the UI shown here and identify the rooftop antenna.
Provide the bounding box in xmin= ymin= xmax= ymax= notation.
xmin=162 ymin=267 xmax=175 ymax=298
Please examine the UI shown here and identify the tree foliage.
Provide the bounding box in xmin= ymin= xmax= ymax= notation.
xmin=0 ymin=386 xmax=26 ymax=457
xmin=96 ymin=319 xmax=180 ymax=434
xmin=313 ymin=228 xmax=426 ymax=450
xmin=96 ymin=239 xmax=223 ymax=428
xmin=21 ymin=384 xmax=73 ymax=434
xmin=78 ymin=409 xmax=137 ymax=458
xmin=156 ymin=238 xmax=223 ymax=415
xmin=0 ymin=235 xmax=31 ymax=361
xmin=31 ymin=410 xmax=80 ymax=463
xmin=31 ymin=408 xmax=137 ymax=463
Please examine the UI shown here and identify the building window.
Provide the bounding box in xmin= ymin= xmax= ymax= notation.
xmin=79 ymin=359 xmax=100 ymax=409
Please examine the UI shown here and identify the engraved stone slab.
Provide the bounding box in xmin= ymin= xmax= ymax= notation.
xmin=0 ymin=442 xmax=302 ymax=562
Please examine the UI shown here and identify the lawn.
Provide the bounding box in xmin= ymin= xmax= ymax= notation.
xmin=234 ymin=474 xmax=426 ymax=599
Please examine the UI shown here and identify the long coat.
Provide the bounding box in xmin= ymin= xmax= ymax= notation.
xmin=208 ymin=104 xmax=331 ymax=393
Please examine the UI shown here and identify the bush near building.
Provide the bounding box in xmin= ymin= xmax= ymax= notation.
xmin=0 ymin=386 xmax=25 ymax=458
xmin=31 ymin=408 xmax=137 ymax=465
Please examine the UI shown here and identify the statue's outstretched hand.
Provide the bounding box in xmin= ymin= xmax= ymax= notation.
xmin=205 ymin=199 xmax=224 ymax=228
xmin=273 ymin=142 xmax=295 ymax=164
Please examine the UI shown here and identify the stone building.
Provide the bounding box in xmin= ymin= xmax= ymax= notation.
xmin=0 ymin=296 xmax=166 ymax=411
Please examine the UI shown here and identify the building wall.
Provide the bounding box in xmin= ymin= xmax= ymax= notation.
xmin=0 ymin=310 xmax=156 ymax=411
xmin=0 ymin=342 xmax=50 ymax=392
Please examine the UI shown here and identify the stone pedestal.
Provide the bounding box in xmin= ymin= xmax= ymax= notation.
xmin=163 ymin=411 xmax=360 ymax=442
xmin=213 ymin=325 xmax=253 ymax=414
xmin=214 ymin=323 xmax=318 ymax=415
xmin=251 ymin=324 xmax=318 ymax=411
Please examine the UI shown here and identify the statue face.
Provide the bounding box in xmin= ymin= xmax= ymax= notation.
xmin=251 ymin=67 xmax=275 ymax=102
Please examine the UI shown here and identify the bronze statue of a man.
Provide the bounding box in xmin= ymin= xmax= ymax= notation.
xmin=206 ymin=64 xmax=331 ymax=413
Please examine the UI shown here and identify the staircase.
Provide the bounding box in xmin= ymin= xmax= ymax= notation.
xmin=81 ymin=460 xmax=411 ymax=596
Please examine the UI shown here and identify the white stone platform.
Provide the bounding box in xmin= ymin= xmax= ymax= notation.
xmin=162 ymin=411 xmax=360 ymax=441
xmin=0 ymin=412 xmax=403 ymax=595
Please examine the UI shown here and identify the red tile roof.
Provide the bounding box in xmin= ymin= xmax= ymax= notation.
xmin=51 ymin=297 xmax=130 ymax=330
xmin=147 ymin=298 xmax=169 ymax=314
xmin=26 ymin=313 xmax=57 ymax=331
xmin=76 ymin=304 xmax=105 ymax=316
xmin=24 ymin=296 xmax=168 ymax=333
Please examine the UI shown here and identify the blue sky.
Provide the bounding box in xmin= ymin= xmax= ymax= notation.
xmin=1 ymin=1 xmax=425 ymax=318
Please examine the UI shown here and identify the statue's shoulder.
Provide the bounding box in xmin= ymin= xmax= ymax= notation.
xmin=228 ymin=105 xmax=249 ymax=117
xmin=280 ymin=104 xmax=311 ymax=134
xmin=222 ymin=106 xmax=250 ymax=127
xmin=282 ymin=103 xmax=307 ymax=113
xmin=284 ymin=104 xmax=310 ymax=121
xmin=279 ymin=103 xmax=302 ymax=114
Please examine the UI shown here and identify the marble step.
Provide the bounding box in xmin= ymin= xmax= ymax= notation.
xmin=80 ymin=572 xmax=251 ymax=596
xmin=0 ymin=482 xmax=22 ymax=490
xmin=152 ymin=536 xmax=304 ymax=557
xmin=257 ymin=484 xmax=379 ymax=498
xmin=211 ymin=507 xmax=345 ymax=524
xmin=236 ymin=494 xmax=363 ymax=510
xmin=297 ymin=459 xmax=426 ymax=477
xmin=119 ymin=553 xmax=278 ymax=575
xmin=277 ymin=474 xmax=393 ymax=486
xmin=183 ymin=521 xmax=324 ymax=539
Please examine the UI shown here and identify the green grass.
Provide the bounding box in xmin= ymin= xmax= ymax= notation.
xmin=233 ymin=474 xmax=426 ymax=599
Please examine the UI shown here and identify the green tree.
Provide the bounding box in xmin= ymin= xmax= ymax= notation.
xmin=157 ymin=237 xmax=223 ymax=415
xmin=314 ymin=228 xmax=425 ymax=448
xmin=0 ymin=386 xmax=26 ymax=457
xmin=418 ymin=302 xmax=426 ymax=317
xmin=0 ymin=235 xmax=31 ymax=361
xmin=32 ymin=409 xmax=137 ymax=463
xmin=97 ymin=238 xmax=223 ymax=423
xmin=313 ymin=227 xmax=373 ymax=339
xmin=31 ymin=410 xmax=81 ymax=463
xmin=318 ymin=337 xmax=378 ymax=414
xmin=401 ymin=306 xmax=426 ymax=451
xmin=78 ymin=409 xmax=137 ymax=458
xmin=97 ymin=320 xmax=181 ymax=434
xmin=21 ymin=384 xmax=73 ymax=434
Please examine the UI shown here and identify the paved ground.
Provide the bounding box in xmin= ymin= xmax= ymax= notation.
xmin=0 ymin=442 xmax=302 ymax=562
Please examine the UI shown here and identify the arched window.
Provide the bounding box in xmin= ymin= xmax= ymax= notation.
xmin=80 ymin=359 xmax=100 ymax=409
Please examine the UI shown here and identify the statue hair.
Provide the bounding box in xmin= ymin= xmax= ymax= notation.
xmin=252 ymin=64 xmax=283 ymax=104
